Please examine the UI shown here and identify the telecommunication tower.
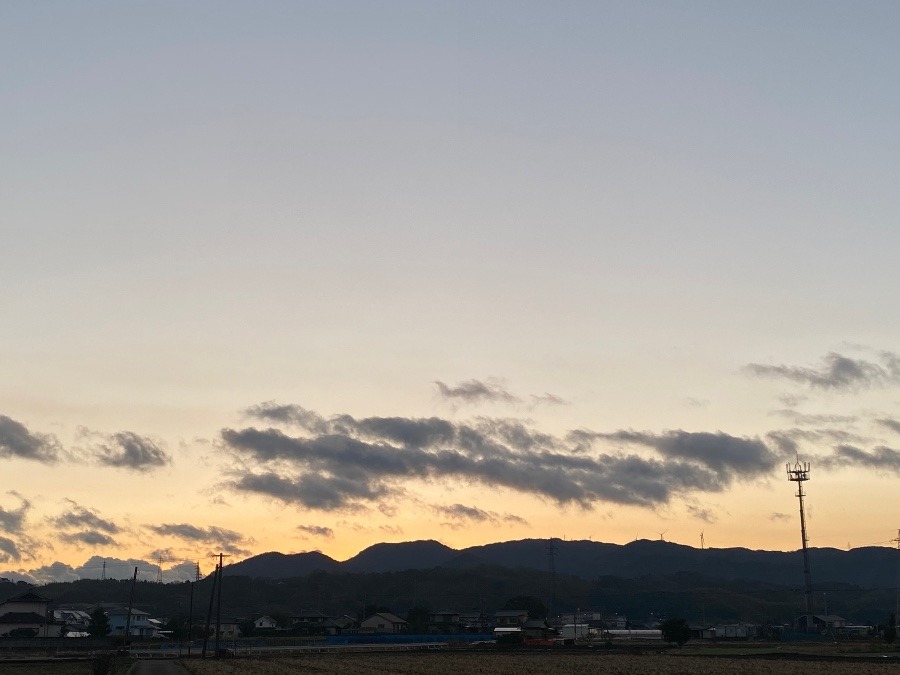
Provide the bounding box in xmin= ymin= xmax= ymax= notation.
xmin=787 ymin=459 xmax=813 ymax=618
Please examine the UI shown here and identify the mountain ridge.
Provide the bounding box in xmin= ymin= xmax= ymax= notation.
xmin=222 ymin=538 xmax=897 ymax=589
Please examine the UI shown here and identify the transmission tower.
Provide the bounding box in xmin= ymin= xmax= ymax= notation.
xmin=787 ymin=459 xmax=813 ymax=620
xmin=195 ymin=561 xmax=201 ymax=583
xmin=156 ymin=556 xmax=163 ymax=584
xmin=101 ymin=560 xmax=106 ymax=581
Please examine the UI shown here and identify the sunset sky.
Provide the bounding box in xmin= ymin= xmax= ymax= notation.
xmin=2 ymin=1 xmax=899 ymax=584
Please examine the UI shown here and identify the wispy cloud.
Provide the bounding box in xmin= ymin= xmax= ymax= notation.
xmin=146 ymin=523 xmax=250 ymax=555
xmin=84 ymin=430 xmax=171 ymax=471
xmin=0 ymin=492 xmax=31 ymax=534
xmin=221 ymin=405 xmax=787 ymax=512
xmin=52 ymin=501 xmax=121 ymax=534
xmin=434 ymin=379 xmax=519 ymax=405
xmin=0 ymin=415 xmax=60 ymax=463
xmin=876 ymin=418 xmax=900 ymax=435
xmin=819 ymin=444 xmax=900 ymax=472
xmin=297 ymin=525 xmax=334 ymax=538
xmin=746 ymin=351 xmax=900 ymax=391
xmin=686 ymin=504 xmax=717 ymax=523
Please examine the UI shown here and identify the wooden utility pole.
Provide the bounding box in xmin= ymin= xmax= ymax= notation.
xmin=201 ymin=564 xmax=218 ymax=658
xmin=124 ymin=567 xmax=138 ymax=647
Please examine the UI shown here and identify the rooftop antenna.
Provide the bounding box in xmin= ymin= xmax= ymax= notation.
xmin=787 ymin=458 xmax=813 ymax=620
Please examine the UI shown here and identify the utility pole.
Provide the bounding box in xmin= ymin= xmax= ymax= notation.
xmin=787 ymin=459 xmax=813 ymax=624
xmin=893 ymin=529 xmax=900 ymax=625
xmin=187 ymin=581 xmax=194 ymax=658
xmin=546 ymin=540 xmax=556 ymax=619
xmin=124 ymin=567 xmax=138 ymax=648
xmin=201 ymin=563 xmax=218 ymax=658
xmin=213 ymin=552 xmax=230 ymax=657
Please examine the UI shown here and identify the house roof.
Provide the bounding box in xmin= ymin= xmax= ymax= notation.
xmin=3 ymin=591 xmax=50 ymax=604
xmin=495 ymin=609 xmax=528 ymax=617
xmin=0 ymin=611 xmax=48 ymax=624
xmin=255 ymin=615 xmax=276 ymax=623
xmin=364 ymin=612 xmax=407 ymax=624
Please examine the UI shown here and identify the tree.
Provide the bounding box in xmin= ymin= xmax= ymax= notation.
xmin=660 ymin=618 xmax=691 ymax=645
xmin=87 ymin=608 xmax=110 ymax=638
xmin=405 ymin=605 xmax=430 ymax=633
xmin=885 ymin=613 xmax=897 ymax=644
xmin=503 ymin=596 xmax=547 ymax=620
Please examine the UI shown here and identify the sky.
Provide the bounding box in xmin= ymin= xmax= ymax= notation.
xmin=1 ymin=1 xmax=899 ymax=585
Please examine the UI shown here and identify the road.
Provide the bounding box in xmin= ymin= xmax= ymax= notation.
xmin=130 ymin=660 xmax=190 ymax=675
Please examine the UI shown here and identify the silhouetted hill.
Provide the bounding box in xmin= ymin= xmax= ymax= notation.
xmin=223 ymin=550 xmax=339 ymax=578
xmin=343 ymin=540 xmax=457 ymax=573
xmin=221 ymin=538 xmax=897 ymax=591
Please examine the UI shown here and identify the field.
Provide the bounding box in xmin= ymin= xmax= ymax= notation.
xmin=180 ymin=650 xmax=900 ymax=675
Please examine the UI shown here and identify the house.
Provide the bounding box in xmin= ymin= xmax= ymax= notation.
xmin=494 ymin=609 xmax=528 ymax=627
xmin=427 ymin=609 xmax=463 ymax=634
xmin=359 ymin=612 xmax=408 ymax=634
xmin=320 ymin=614 xmax=357 ymax=636
xmin=254 ymin=615 xmax=277 ymax=630
xmin=796 ymin=614 xmax=846 ymax=632
xmin=54 ymin=609 xmax=92 ymax=636
xmin=291 ymin=609 xmax=329 ymax=633
xmin=0 ymin=591 xmax=60 ymax=638
xmin=216 ymin=619 xmax=242 ymax=641
xmin=105 ymin=607 xmax=159 ymax=638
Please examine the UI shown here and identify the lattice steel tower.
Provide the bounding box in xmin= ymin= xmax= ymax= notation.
xmin=787 ymin=459 xmax=813 ymax=618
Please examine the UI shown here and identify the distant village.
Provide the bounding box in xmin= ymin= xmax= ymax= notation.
xmin=0 ymin=583 xmax=885 ymax=650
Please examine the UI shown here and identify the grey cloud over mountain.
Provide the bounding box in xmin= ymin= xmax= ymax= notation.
xmin=0 ymin=555 xmax=200 ymax=585
xmin=90 ymin=431 xmax=171 ymax=471
xmin=297 ymin=525 xmax=334 ymax=538
xmin=746 ymin=351 xmax=900 ymax=390
xmin=147 ymin=523 xmax=250 ymax=555
xmin=434 ymin=503 xmax=528 ymax=527
xmin=222 ymin=406 xmax=788 ymax=512
xmin=0 ymin=415 xmax=60 ymax=463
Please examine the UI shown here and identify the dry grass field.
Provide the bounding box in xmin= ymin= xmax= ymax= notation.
xmin=180 ymin=651 xmax=900 ymax=675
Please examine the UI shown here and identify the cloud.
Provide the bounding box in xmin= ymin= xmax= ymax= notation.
xmin=433 ymin=503 xmax=527 ymax=528
xmin=221 ymin=406 xmax=786 ymax=512
xmin=0 ymin=415 xmax=60 ymax=463
xmin=61 ymin=530 xmax=117 ymax=547
xmin=769 ymin=512 xmax=791 ymax=522
xmin=297 ymin=525 xmax=334 ymax=538
xmin=530 ymin=393 xmax=570 ymax=407
xmin=746 ymin=351 xmax=900 ymax=390
xmin=0 ymin=556 xmax=200 ymax=585
xmin=52 ymin=501 xmax=121 ymax=534
xmin=90 ymin=431 xmax=171 ymax=471
xmin=686 ymin=504 xmax=717 ymax=523
xmin=590 ymin=430 xmax=778 ymax=478
xmin=770 ymin=410 xmax=857 ymax=426
xmin=244 ymin=402 xmax=329 ymax=434
xmin=433 ymin=379 xmax=519 ymax=405
xmin=146 ymin=523 xmax=250 ymax=555
xmin=876 ymin=418 xmax=900 ymax=435
xmin=0 ymin=492 xmax=31 ymax=534
xmin=820 ymin=445 xmax=900 ymax=472
xmin=0 ymin=536 xmax=21 ymax=564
